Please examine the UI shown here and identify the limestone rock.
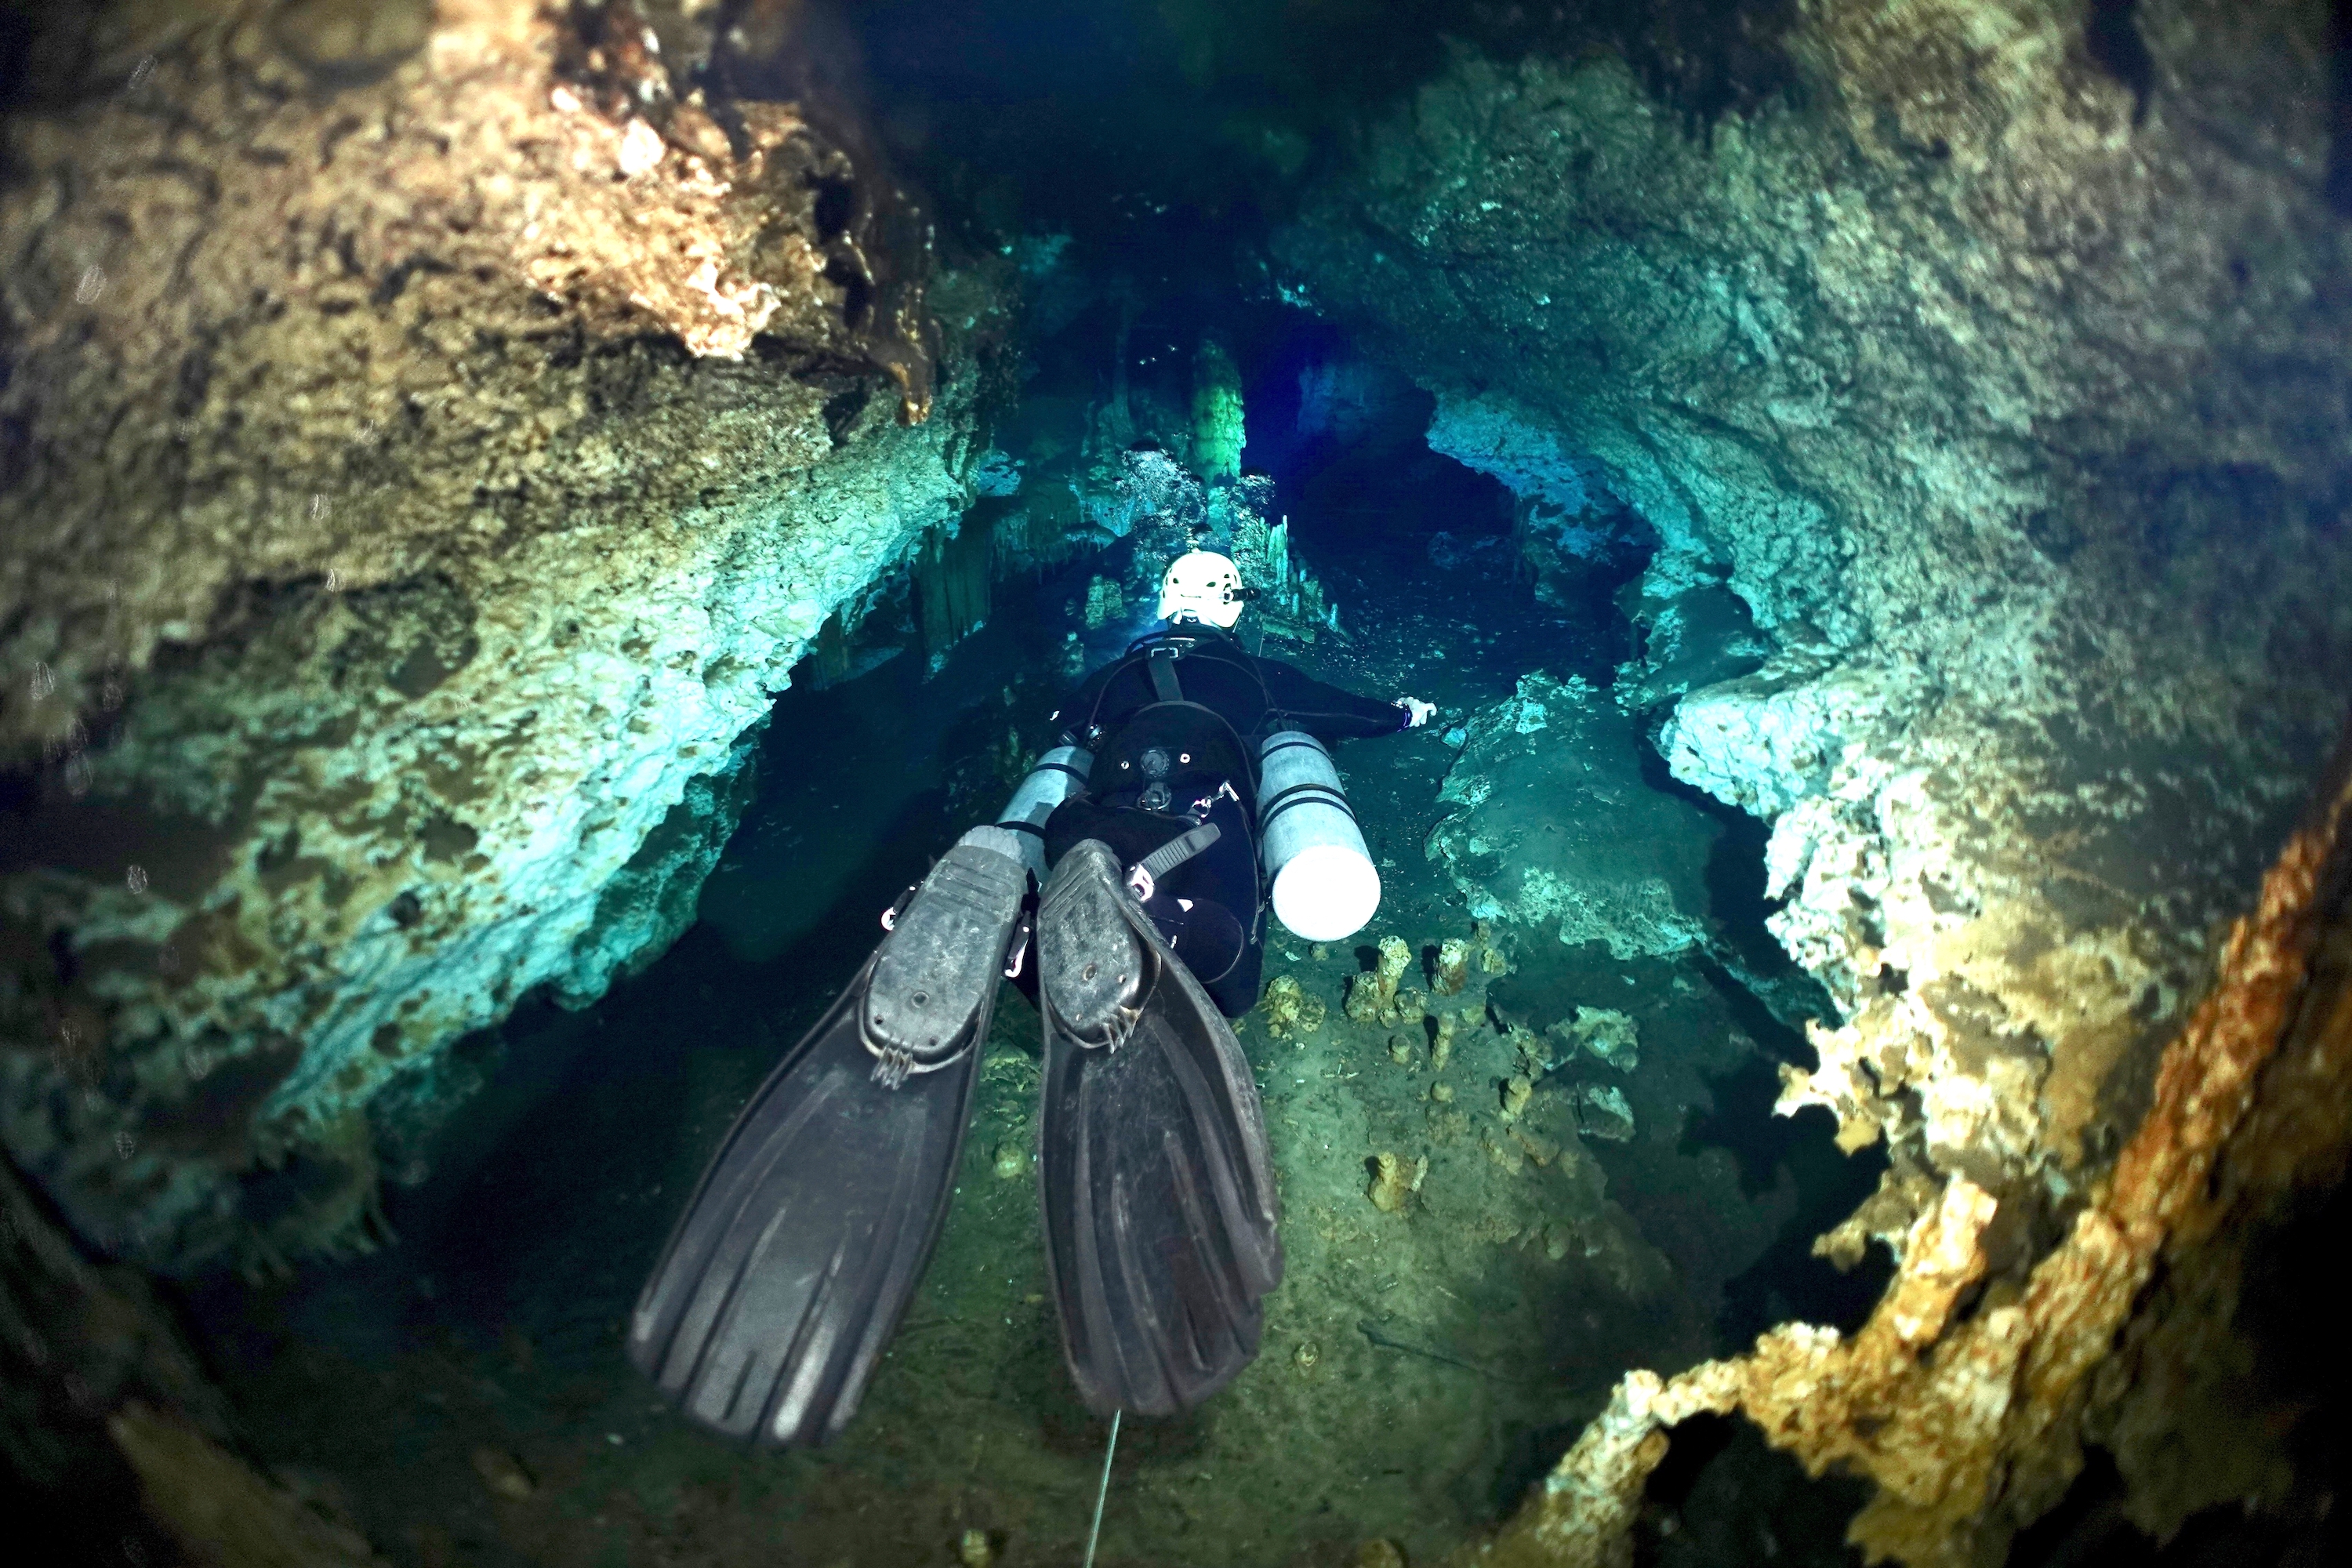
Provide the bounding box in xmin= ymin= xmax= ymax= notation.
xmin=1258 ymin=974 xmax=1325 ymax=1040
xmin=1428 ymin=674 xmax=1720 ymax=959
xmin=1553 ymin=1007 xmax=1640 ymax=1074
xmin=1570 ymin=1083 xmax=1635 ymax=1144
xmin=0 ymin=2 xmax=1007 ymax=1271
xmin=1480 ymin=729 xmax=2352 ymax=1566
xmin=1431 ymin=937 xmax=1470 ymax=996
xmin=1499 ymin=1074 xmax=1532 ymax=1121
xmin=1345 ymin=935 xmax=1413 ymax=1023
xmin=1083 ymin=575 xmax=1126 ymax=629
xmin=1367 ymin=1151 xmax=1425 ymax=1213
xmin=1190 ymin=337 xmax=1245 ymax=483
xmin=1283 ymin=0 xmax=2352 ymax=1458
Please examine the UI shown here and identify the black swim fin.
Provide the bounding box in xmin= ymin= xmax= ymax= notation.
xmin=629 ymin=826 xmax=1030 ymax=1444
xmin=1036 ymin=838 xmax=1283 ymax=1418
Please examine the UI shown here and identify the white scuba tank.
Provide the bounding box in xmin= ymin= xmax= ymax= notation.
xmin=1254 ymin=731 xmax=1380 ymax=942
xmin=996 ymin=745 xmax=1094 ymax=882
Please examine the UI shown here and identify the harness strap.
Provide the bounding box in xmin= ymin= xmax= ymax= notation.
xmin=1135 ymin=821 xmax=1222 ymax=884
xmin=1146 ymin=646 xmax=1185 ymax=705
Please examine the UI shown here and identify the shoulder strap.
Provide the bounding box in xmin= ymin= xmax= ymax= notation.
xmin=1146 ymin=645 xmax=1185 ymax=705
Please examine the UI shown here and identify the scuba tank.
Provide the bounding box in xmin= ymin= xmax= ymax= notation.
xmin=1254 ymin=731 xmax=1379 ymax=942
xmin=998 ymin=745 xmax=1094 ymax=882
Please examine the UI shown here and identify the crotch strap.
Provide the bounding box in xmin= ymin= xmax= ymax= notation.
xmin=1125 ymin=820 xmax=1222 ymax=901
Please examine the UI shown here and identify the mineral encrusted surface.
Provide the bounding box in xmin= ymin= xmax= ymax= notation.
xmin=1285 ymin=0 xmax=2352 ymax=1322
xmin=1428 ymin=674 xmax=1719 ymax=961
xmin=1468 ymin=729 xmax=2352 ymax=1568
xmin=1281 ymin=0 xmax=2352 ymax=1555
xmin=0 ymin=2 xmax=1007 ymax=1271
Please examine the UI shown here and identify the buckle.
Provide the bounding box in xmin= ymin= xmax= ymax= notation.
xmin=869 ymin=1043 xmax=915 ymax=1090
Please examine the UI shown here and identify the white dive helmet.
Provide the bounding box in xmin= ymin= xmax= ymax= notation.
xmin=1157 ymin=550 xmax=1247 ymax=630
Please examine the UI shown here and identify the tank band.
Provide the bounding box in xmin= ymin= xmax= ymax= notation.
xmin=1260 ymin=781 xmax=1357 ymax=830
xmin=1259 ymin=736 xmax=1330 ymax=764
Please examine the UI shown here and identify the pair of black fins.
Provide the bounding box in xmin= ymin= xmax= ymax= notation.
xmin=627 ymin=826 xmax=1282 ymax=1443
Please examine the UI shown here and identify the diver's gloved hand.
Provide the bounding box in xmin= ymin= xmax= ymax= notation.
xmin=1396 ymin=697 xmax=1437 ymax=728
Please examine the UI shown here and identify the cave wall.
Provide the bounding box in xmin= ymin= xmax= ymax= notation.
xmin=0 ymin=1 xmax=1010 ymax=1273
xmin=1472 ymin=731 xmax=2352 ymax=1568
xmin=1272 ymin=0 xmax=2352 ymax=1557
xmin=1280 ymin=0 xmax=2351 ymax=1287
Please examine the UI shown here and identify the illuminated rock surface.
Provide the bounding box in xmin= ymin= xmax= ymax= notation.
xmin=1472 ymin=734 xmax=2352 ymax=1568
xmin=2 ymin=0 xmax=2350 ymax=1561
xmin=0 ymin=1 xmax=1006 ymax=1271
xmin=1271 ymin=0 xmax=2352 ymax=1559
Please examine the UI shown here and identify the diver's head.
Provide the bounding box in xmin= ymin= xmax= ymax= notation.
xmin=1157 ymin=550 xmax=1248 ymax=630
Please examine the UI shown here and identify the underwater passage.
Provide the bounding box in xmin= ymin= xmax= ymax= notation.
xmin=4 ymin=2 xmax=2352 ymax=1566
xmin=631 ymin=552 xmax=1431 ymax=1443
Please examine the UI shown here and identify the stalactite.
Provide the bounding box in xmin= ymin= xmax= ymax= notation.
xmin=916 ymin=516 xmax=996 ymax=666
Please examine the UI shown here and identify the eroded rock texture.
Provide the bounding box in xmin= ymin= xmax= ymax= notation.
xmin=1284 ymin=0 xmax=2351 ymax=1329
xmin=2 ymin=1156 xmax=384 ymax=1563
xmin=1279 ymin=0 xmax=2352 ymax=1555
xmin=1428 ymin=673 xmax=1721 ymax=961
xmin=0 ymin=1 xmax=1004 ymax=1272
xmin=1472 ymin=728 xmax=2352 ymax=1568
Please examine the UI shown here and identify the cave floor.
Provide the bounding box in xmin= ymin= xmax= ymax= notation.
xmin=187 ymin=523 xmax=1850 ymax=1567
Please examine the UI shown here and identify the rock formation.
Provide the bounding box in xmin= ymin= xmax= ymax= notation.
xmin=1278 ymin=0 xmax=2352 ymax=1556
xmin=0 ymin=1 xmax=1008 ymax=1273
xmin=2 ymin=1156 xmax=384 ymax=1562
xmin=1428 ymin=673 xmax=1720 ymax=960
xmin=1472 ymin=728 xmax=2351 ymax=1568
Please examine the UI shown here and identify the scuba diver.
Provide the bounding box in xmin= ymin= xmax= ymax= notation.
xmin=628 ymin=549 xmax=1434 ymax=1444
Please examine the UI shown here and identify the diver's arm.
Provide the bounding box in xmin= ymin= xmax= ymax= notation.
xmin=1258 ymin=660 xmax=1417 ymax=739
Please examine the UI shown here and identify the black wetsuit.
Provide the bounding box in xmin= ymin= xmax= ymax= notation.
xmin=1036 ymin=624 xmax=1407 ymax=1017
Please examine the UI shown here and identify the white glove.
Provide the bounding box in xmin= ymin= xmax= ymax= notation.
xmin=1397 ymin=697 xmax=1437 ymax=728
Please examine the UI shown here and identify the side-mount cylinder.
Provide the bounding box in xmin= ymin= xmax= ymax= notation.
xmin=997 ymin=744 xmax=1094 ymax=882
xmin=1254 ymin=731 xmax=1379 ymax=942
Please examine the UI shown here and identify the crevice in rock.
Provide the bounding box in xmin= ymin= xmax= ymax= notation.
xmin=1632 ymin=1412 xmax=1873 ymax=1568
xmin=2084 ymin=0 xmax=2155 ymax=126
